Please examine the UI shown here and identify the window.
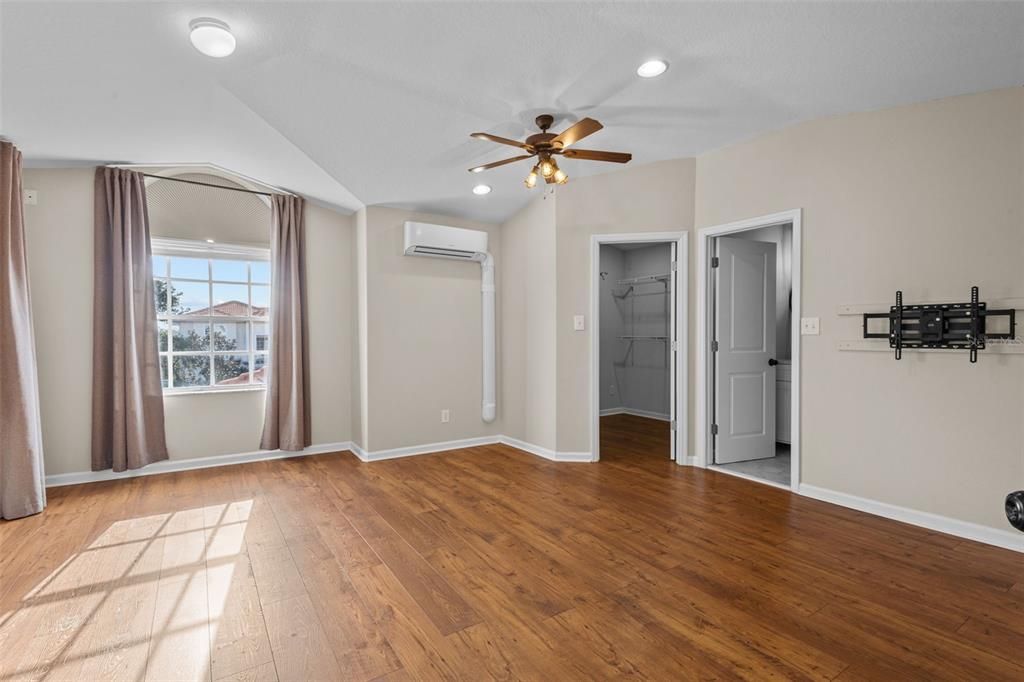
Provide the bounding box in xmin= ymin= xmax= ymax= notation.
xmin=152 ymin=238 xmax=270 ymax=392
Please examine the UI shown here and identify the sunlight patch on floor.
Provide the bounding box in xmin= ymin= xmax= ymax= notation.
xmin=0 ymin=500 xmax=254 ymax=682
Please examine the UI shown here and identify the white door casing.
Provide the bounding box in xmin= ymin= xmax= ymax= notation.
xmin=714 ymin=237 xmax=777 ymax=464
xmin=668 ymin=241 xmax=678 ymax=458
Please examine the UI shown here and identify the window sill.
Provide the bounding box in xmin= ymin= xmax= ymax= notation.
xmin=163 ymin=386 xmax=267 ymax=397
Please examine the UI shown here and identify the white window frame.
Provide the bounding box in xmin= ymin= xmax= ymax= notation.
xmin=152 ymin=237 xmax=271 ymax=394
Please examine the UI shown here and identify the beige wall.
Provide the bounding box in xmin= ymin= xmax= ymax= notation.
xmin=363 ymin=206 xmax=503 ymax=451
xmin=23 ymin=168 xmax=355 ymax=475
xmin=305 ymin=203 xmax=355 ymax=446
xmin=500 ymin=190 xmax=557 ymax=449
xmin=554 ymin=158 xmax=697 ymax=452
xmin=696 ymin=87 xmax=1024 ymax=529
xmin=23 ymin=169 xmax=93 ymax=476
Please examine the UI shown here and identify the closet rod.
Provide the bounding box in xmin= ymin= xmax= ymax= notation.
xmin=138 ymin=173 xmax=276 ymax=197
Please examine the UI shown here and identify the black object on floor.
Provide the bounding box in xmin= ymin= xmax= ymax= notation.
xmin=1006 ymin=491 xmax=1024 ymax=532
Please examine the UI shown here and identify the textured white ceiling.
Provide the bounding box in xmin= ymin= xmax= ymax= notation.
xmin=3 ymin=2 xmax=1022 ymax=223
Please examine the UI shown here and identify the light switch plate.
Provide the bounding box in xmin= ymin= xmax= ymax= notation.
xmin=23 ymin=189 xmax=38 ymax=205
xmin=573 ymin=315 xmax=585 ymax=331
xmin=800 ymin=317 xmax=820 ymax=335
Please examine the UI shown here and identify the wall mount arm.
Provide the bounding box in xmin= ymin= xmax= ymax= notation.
xmin=862 ymin=286 xmax=1015 ymax=363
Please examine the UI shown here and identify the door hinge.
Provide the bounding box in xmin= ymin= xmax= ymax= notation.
xmin=712 ymin=340 xmax=719 ymax=353
xmin=711 ymin=256 xmax=719 ymax=268
xmin=671 ymin=420 xmax=677 ymax=431
xmin=672 ymin=340 xmax=679 ymax=351
xmin=670 ymin=260 xmax=678 ymax=272
xmin=711 ymin=423 xmax=719 ymax=436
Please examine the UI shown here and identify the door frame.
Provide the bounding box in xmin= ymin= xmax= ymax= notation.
xmin=696 ymin=210 xmax=802 ymax=491
xmin=590 ymin=231 xmax=688 ymax=464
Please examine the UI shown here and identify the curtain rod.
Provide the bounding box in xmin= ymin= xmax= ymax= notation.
xmin=139 ymin=173 xmax=276 ymax=197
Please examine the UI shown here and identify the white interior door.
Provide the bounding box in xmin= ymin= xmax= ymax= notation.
xmin=668 ymin=241 xmax=677 ymax=460
xmin=714 ymin=237 xmax=776 ymax=464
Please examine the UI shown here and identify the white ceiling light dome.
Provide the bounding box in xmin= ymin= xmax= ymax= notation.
xmin=472 ymin=184 xmax=492 ymax=195
xmin=636 ymin=59 xmax=668 ymax=78
xmin=189 ymin=18 xmax=236 ymax=58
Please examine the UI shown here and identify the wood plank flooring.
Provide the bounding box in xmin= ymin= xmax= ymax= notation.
xmin=1 ymin=413 xmax=1021 ymax=680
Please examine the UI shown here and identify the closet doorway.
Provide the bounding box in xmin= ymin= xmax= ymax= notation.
xmin=590 ymin=232 xmax=687 ymax=464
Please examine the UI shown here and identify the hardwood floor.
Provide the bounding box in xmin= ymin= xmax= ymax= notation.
xmin=1 ymin=414 xmax=1021 ymax=680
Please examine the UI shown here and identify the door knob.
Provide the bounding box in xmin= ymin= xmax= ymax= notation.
xmin=768 ymin=358 xmax=778 ymax=366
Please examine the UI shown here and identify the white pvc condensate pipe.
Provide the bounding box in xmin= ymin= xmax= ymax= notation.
xmin=480 ymin=253 xmax=496 ymax=423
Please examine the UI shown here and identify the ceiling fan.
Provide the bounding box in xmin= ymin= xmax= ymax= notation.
xmin=468 ymin=114 xmax=632 ymax=188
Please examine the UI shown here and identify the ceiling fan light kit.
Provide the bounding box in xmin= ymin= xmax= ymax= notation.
xmin=524 ymin=165 xmax=539 ymax=189
xmin=469 ymin=114 xmax=631 ymax=189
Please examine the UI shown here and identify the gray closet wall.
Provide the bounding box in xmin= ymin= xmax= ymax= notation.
xmin=599 ymin=243 xmax=672 ymax=418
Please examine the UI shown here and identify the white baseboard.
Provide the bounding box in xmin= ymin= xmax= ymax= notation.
xmin=349 ymin=441 xmax=369 ymax=462
xmin=356 ymin=434 xmax=593 ymax=463
xmin=46 ymin=434 xmax=594 ymax=487
xmin=799 ymin=484 xmax=1023 ymax=554
xmin=45 ymin=441 xmax=354 ymax=488
xmin=360 ymin=436 xmax=501 ymax=462
xmin=498 ymin=436 xmax=594 ymax=463
xmin=599 ymin=407 xmax=671 ymax=422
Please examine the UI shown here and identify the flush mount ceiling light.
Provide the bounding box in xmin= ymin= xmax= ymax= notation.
xmin=189 ymin=18 xmax=236 ymax=58
xmin=636 ymin=59 xmax=668 ymax=78
xmin=472 ymin=184 xmax=492 ymax=195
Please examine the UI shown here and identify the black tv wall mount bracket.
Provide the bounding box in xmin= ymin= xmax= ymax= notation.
xmin=862 ymin=287 xmax=1016 ymax=363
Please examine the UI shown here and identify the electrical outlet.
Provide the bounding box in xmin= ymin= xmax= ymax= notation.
xmin=573 ymin=315 xmax=585 ymax=331
xmin=23 ymin=189 xmax=38 ymax=205
xmin=440 ymin=409 xmax=450 ymax=423
xmin=800 ymin=317 xmax=820 ymax=335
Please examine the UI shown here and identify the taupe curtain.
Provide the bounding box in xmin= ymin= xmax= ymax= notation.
xmin=92 ymin=167 xmax=168 ymax=471
xmin=0 ymin=141 xmax=46 ymax=519
xmin=260 ymin=194 xmax=310 ymax=451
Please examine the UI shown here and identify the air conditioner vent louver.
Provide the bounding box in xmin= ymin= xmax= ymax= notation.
xmin=412 ymin=246 xmax=475 ymax=259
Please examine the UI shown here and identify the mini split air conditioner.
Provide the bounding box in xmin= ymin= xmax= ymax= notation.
xmin=403 ymin=221 xmax=489 ymax=261
xmin=403 ymin=222 xmax=496 ymax=423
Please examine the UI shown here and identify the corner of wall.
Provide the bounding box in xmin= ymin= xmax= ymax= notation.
xmin=352 ymin=207 xmax=369 ymax=450
xmin=499 ymin=190 xmax=559 ymax=451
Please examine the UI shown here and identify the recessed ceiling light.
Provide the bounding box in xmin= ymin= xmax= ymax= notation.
xmin=205 ymin=239 xmax=215 ymax=243
xmin=189 ymin=18 xmax=236 ymax=58
xmin=636 ymin=59 xmax=668 ymax=78
xmin=472 ymin=184 xmax=492 ymax=196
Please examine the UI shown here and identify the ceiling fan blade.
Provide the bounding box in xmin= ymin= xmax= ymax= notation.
xmin=562 ymin=149 xmax=632 ymax=163
xmin=470 ymin=132 xmax=531 ymax=150
xmin=468 ymin=154 xmax=535 ymax=173
xmin=551 ymin=117 xmax=603 ymax=149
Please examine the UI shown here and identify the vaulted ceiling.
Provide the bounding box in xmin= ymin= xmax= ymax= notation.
xmin=3 ymin=1 xmax=1022 ymax=223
